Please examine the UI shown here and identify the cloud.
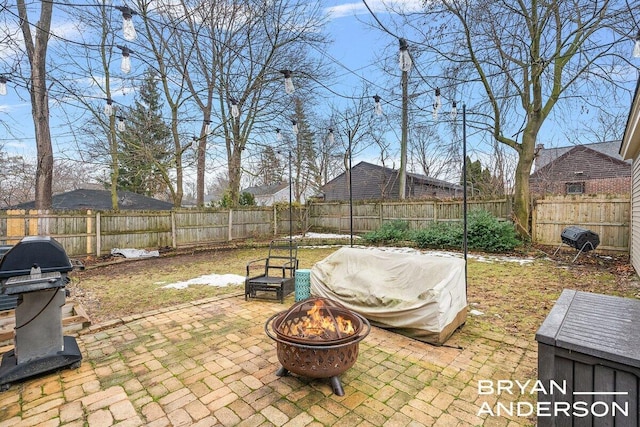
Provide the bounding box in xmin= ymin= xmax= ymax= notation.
xmin=325 ymin=0 xmax=424 ymax=19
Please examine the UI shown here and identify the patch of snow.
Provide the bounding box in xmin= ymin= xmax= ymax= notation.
xmin=163 ymin=273 xmax=245 ymax=289
xmin=292 ymin=232 xmax=361 ymax=240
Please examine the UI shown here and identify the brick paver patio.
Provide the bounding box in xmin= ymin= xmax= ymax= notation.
xmin=0 ymin=293 xmax=537 ymax=426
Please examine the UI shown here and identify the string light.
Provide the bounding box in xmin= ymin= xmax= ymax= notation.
xmin=291 ymin=119 xmax=299 ymax=135
xmin=116 ymin=5 xmax=137 ymax=41
xmin=635 ymin=30 xmax=640 ymax=58
xmin=118 ymin=46 xmax=132 ymax=74
xmin=104 ymin=98 xmax=114 ymax=116
xmin=276 ymin=128 xmax=283 ymax=142
xmin=328 ymin=128 xmax=335 ymax=144
xmin=373 ymin=94 xmax=383 ymax=116
xmin=229 ymin=97 xmax=240 ymax=118
xmin=451 ymin=101 xmax=458 ymax=120
xmin=280 ymin=70 xmax=295 ymax=94
xmin=399 ymin=38 xmax=412 ymax=72
xmin=117 ymin=116 xmax=125 ymax=131
xmin=433 ymin=87 xmax=442 ymax=119
xmin=0 ymin=76 xmax=8 ymax=96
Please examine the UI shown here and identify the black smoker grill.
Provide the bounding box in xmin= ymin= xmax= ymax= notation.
xmin=0 ymin=236 xmax=82 ymax=391
xmin=554 ymin=226 xmax=600 ymax=262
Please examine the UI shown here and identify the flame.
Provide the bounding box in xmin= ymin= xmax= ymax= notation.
xmin=292 ymin=299 xmax=355 ymax=338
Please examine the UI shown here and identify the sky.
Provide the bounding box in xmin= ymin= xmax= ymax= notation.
xmin=0 ymin=1 xmax=421 ymax=158
xmin=1 ymin=0 xmax=638 ymax=184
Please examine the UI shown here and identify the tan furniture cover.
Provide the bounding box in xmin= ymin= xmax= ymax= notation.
xmin=310 ymin=247 xmax=467 ymax=345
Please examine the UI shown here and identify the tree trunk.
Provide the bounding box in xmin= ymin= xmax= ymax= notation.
xmin=18 ymin=0 xmax=53 ymax=210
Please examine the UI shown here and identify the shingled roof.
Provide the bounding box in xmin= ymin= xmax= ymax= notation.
xmin=12 ymin=189 xmax=174 ymax=211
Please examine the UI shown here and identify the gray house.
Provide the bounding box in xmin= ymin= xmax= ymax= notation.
xmin=321 ymin=161 xmax=462 ymax=202
xmin=620 ymin=76 xmax=640 ymax=272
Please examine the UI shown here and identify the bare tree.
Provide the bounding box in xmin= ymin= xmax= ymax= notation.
xmin=375 ymin=0 xmax=637 ymax=236
xmin=16 ymin=0 xmax=53 ymax=209
xmin=156 ymin=0 xmax=329 ymax=207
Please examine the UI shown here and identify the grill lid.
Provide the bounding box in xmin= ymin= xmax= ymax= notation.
xmin=0 ymin=236 xmax=73 ymax=279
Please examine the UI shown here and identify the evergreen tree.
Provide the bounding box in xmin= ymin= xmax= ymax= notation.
xmin=257 ymin=147 xmax=283 ymax=186
xmin=117 ymin=68 xmax=172 ymax=197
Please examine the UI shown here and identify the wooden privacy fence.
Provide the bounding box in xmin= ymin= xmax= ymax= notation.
xmin=532 ymin=195 xmax=630 ymax=252
xmin=308 ymin=199 xmax=512 ymax=233
xmin=0 ymin=206 xmax=304 ymax=257
xmin=0 ymin=194 xmax=631 ymax=257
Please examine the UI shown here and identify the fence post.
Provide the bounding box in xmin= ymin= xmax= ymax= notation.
xmin=273 ymin=205 xmax=277 ymax=236
xmin=228 ymin=209 xmax=233 ymax=241
xmin=86 ymin=210 xmax=93 ymax=255
xmin=171 ymin=211 xmax=177 ymax=248
xmin=96 ymin=212 xmax=101 ymax=256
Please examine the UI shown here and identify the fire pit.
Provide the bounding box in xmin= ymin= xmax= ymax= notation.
xmin=265 ymin=297 xmax=370 ymax=396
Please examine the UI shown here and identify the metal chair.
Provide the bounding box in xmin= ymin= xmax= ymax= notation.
xmin=245 ymin=239 xmax=298 ymax=303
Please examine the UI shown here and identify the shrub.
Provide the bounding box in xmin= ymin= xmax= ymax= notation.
xmin=412 ymin=221 xmax=463 ymax=249
xmin=362 ymin=220 xmax=410 ymax=244
xmin=466 ymin=209 xmax=520 ymax=252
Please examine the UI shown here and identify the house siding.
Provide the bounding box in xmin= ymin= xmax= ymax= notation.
xmin=631 ymin=160 xmax=640 ymax=272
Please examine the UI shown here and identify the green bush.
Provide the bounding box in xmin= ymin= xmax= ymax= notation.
xmin=411 ymin=210 xmax=520 ymax=253
xmin=466 ymin=209 xmax=520 ymax=252
xmin=362 ymin=220 xmax=410 ymax=244
xmin=412 ymin=221 xmax=463 ymax=249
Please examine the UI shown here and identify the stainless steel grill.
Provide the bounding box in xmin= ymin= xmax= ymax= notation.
xmin=0 ymin=236 xmax=83 ymax=391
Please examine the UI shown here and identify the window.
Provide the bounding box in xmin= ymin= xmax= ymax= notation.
xmin=566 ymin=182 xmax=584 ymax=194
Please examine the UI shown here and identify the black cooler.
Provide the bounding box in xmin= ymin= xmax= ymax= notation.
xmin=0 ymin=236 xmax=82 ymax=390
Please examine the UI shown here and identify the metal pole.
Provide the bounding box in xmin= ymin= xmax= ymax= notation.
xmin=399 ymin=69 xmax=408 ymax=199
xmin=462 ymin=104 xmax=468 ymax=294
xmin=289 ymin=151 xmax=292 ymax=242
xmin=348 ymin=129 xmax=353 ymax=247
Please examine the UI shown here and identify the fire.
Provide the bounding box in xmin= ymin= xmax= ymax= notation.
xmin=292 ymin=299 xmax=355 ymax=339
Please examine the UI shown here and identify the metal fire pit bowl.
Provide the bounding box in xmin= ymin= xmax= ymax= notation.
xmin=264 ymin=298 xmax=370 ymax=396
xmin=271 ymin=297 xmax=365 ymax=346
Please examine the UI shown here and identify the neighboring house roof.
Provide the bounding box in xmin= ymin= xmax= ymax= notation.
xmin=12 ymin=189 xmax=174 ymax=211
xmin=324 ymin=162 xmax=461 ymax=190
xmin=535 ymin=140 xmax=627 ymax=170
xmin=321 ymin=161 xmax=462 ymax=201
xmin=530 ymin=145 xmax=631 ymax=181
xmin=242 ymin=182 xmax=289 ymax=196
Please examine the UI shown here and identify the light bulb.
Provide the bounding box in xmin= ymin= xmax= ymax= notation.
xmin=0 ymin=77 xmax=7 ymax=96
xmin=434 ymin=88 xmax=442 ymax=110
xmin=276 ymin=129 xmax=283 ymax=142
xmin=399 ymin=38 xmax=411 ymax=72
xmin=451 ymin=101 xmax=457 ymax=120
xmin=117 ymin=117 xmax=125 ymax=131
xmin=230 ymin=99 xmax=240 ymax=118
xmin=121 ymin=53 xmax=131 ymax=74
xmin=373 ymin=95 xmax=382 ymax=116
xmin=280 ymin=70 xmax=294 ymax=94
xmin=635 ymin=39 xmax=640 ymax=58
xmin=292 ymin=120 xmax=298 ymax=135
xmin=104 ymin=100 xmax=113 ymax=116
xmin=123 ymin=18 xmax=136 ymax=41
xmin=328 ymin=129 xmax=335 ymax=144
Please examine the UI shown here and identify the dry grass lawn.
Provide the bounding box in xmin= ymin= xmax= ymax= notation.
xmin=68 ymin=242 xmax=640 ymax=338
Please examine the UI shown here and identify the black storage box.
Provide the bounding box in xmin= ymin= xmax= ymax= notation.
xmin=536 ymin=290 xmax=639 ymax=426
